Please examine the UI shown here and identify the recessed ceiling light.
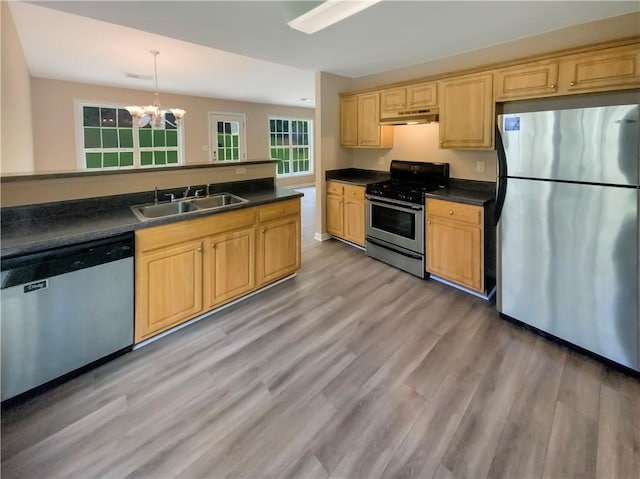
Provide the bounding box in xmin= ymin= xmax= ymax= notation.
xmin=288 ymin=0 xmax=383 ymax=34
xmin=125 ymin=72 xmax=153 ymax=80
xmin=299 ymin=97 xmax=313 ymax=102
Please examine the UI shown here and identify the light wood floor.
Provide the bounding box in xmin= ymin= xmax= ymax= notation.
xmin=2 ymin=187 xmax=639 ymax=479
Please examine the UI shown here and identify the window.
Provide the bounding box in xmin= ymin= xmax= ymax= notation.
xmin=78 ymin=103 xmax=183 ymax=169
xmin=209 ymin=113 xmax=246 ymax=161
xmin=269 ymin=118 xmax=313 ymax=176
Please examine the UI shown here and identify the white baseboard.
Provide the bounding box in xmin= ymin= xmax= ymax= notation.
xmin=313 ymin=232 xmax=331 ymax=242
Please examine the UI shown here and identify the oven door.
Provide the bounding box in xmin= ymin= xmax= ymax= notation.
xmin=366 ymin=195 xmax=424 ymax=253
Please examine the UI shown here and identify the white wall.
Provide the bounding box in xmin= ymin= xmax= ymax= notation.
xmin=314 ymin=71 xmax=354 ymax=236
xmin=353 ymin=123 xmax=497 ymax=182
xmin=1 ymin=2 xmax=34 ymax=174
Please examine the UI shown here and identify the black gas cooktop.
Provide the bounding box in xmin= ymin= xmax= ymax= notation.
xmin=365 ymin=160 xmax=450 ymax=204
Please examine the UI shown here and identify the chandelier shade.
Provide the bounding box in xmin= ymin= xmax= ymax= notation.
xmin=126 ymin=50 xmax=186 ymax=129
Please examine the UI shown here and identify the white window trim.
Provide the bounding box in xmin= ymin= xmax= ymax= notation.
xmin=74 ymin=99 xmax=185 ymax=170
xmin=268 ymin=116 xmax=314 ymax=177
xmin=208 ymin=111 xmax=247 ymax=162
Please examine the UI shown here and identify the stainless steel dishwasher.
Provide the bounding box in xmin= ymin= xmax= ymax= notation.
xmin=1 ymin=234 xmax=134 ymax=401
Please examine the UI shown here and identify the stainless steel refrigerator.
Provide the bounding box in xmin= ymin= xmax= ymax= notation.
xmin=495 ymin=93 xmax=639 ymax=371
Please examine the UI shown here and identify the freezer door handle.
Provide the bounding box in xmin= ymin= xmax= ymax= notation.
xmin=494 ymin=124 xmax=508 ymax=226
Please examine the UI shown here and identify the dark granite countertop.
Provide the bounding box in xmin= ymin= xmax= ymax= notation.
xmin=1 ymin=179 xmax=303 ymax=259
xmin=425 ymin=179 xmax=496 ymax=206
xmin=325 ymin=168 xmax=389 ymax=186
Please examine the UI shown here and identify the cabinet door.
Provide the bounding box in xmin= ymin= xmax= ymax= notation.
xmin=135 ymin=239 xmax=203 ymax=342
xmin=203 ymin=227 xmax=255 ymax=309
xmin=426 ymin=218 xmax=483 ymax=292
xmin=257 ymin=216 xmax=301 ymax=286
xmin=326 ymin=194 xmax=344 ymax=237
xmin=381 ymin=88 xmax=407 ymax=112
xmin=560 ymin=44 xmax=640 ymax=93
xmin=358 ymin=92 xmax=382 ymax=147
xmin=343 ymin=199 xmax=365 ymax=246
xmin=439 ymin=73 xmax=494 ymax=149
xmin=494 ymin=61 xmax=559 ymax=100
xmin=406 ymin=82 xmax=438 ymax=108
xmin=340 ymin=96 xmax=358 ymax=147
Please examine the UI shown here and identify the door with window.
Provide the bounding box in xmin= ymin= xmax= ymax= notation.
xmin=209 ymin=113 xmax=246 ymax=162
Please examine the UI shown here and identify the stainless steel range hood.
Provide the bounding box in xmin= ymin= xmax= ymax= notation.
xmin=379 ymin=107 xmax=439 ymax=125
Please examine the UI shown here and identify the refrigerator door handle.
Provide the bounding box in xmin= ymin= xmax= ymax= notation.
xmin=494 ymin=124 xmax=508 ymax=226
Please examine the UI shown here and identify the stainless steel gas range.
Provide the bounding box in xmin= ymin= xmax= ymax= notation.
xmin=365 ymin=161 xmax=449 ymax=277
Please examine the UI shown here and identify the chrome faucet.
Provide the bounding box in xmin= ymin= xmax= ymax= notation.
xmin=205 ymin=184 xmax=211 ymax=197
xmin=194 ymin=189 xmax=205 ymax=198
xmin=183 ymin=186 xmax=191 ymax=198
xmin=154 ymin=187 xmax=159 ymax=205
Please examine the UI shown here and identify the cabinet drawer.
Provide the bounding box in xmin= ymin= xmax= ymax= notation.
xmin=343 ymin=184 xmax=365 ymax=200
xmin=327 ymin=181 xmax=344 ymax=195
xmin=258 ymin=198 xmax=300 ymax=222
xmin=427 ymin=199 xmax=482 ymax=226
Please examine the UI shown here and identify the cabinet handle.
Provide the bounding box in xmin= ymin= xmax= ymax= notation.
xmin=449 ymin=210 xmax=454 ymax=215
xmin=261 ymin=228 xmax=266 ymax=233
xmin=211 ymin=243 xmax=216 ymax=249
xmin=197 ymin=246 xmax=203 ymax=252
xmin=549 ymin=84 xmax=555 ymax=89
xmin=569 ymin=81 xmax=575 ymax=86
xmin=427 ymin=220 xmax=431 ymax=224
xmin=440 ymin=141 xmax=444 ymax=145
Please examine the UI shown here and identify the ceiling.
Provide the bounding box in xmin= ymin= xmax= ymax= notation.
xmin=10 ymin=1 xmax=640 ymax=108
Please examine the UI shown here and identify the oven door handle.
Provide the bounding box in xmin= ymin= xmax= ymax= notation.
xmin=366 ymin=237 xmax=423 ymax=260
xmin=366 ymin=196 xmax=424 ymax=212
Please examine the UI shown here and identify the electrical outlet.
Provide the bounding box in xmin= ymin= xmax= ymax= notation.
xmin=235 ymin=167 xmax=247 ymax=175
xmin=476 ymin=161 xmax=486 ymax=173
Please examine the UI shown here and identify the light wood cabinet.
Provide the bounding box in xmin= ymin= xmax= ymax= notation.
xmin=340 ymin=93 xmax=393 ymax=148
xmin=381 ymin=82 xmax=437 ymax=113
xmin=203 ymin=227 xmax=255 ymax=310
xmin=257 ymin=199 xmax=301 ymax=286
xmin=135 ymin=239 xmax=204 ymax=342
xmin=426 ymin=199 xmax=485 ymax=293
xmin=135 ymin=199 xmax=301 ymax=342
xmin=558 ymin=44 xmax=640 ymax=93
xmin=438 ymin=73 xmax=494 ymax=149
xmin=340 ymin=96 xmax=358 ymax=147
xmin=326 ymin=181 xmax=365 ymax=247
xmin=494 ymin=61 xmax=559 ymax=100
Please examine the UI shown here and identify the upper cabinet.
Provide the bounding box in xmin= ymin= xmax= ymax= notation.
xmin=340 ymin=92 xmax=393 ymax=148
xmin=439 ymin=72 xmax=494 ymax=149
xmin=381 ymin=81 xmax=438 ymax=113
xmin=494 ymin=61 xmax=559 ymax=101
xmin=558 ymin=44 xmax=640 ymax=94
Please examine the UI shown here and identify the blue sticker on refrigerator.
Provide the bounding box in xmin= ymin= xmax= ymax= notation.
xmin=504 ymin=117 xmax=520 ymax=131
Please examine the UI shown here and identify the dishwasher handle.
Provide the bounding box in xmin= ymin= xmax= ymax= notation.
xmin=1 ymin=234 xmax=133 ymax=289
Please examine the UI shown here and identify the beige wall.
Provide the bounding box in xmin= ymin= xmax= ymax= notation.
xmin=1 ymin=2 xmax=34 ymax=174
xmin=314 ymin=71 xmax=354 ymax=236
xmin=1 ymin=163 xmax=276 ymax=207
xmin=29 ymin=78 xmax=314 ymax=173
xmin=353 ymin=123 xmax=497 ymax=182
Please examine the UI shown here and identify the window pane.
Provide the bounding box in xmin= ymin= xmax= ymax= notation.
xmin=166 ymin=130 xmax=178 ymax=147
xmin=139 ymin=129 xmax=152 ymax=148
xmin=153 ymin=129 xmax=166 ymax=147
xmin=166 ymin=150 xmax=178 ymax=163
xmin=217 ymin=121 xmax=223 ymax=133
xmin=277 ymin=161 xmax=283 ymax=174
xmin=282 ymin=120 xmax=289 ymax=133
xmin=84 ymin=128 xmax=101 ymax=148
xmin=102 ymin=128 xmax=118 ymax=148
xmin=165 ymin=112 xmax=176 ymax=130
xmin=86 ymin=152 xmax=102 ymax=168
xmin=103 ymin=152 xmax=119 ymax=167
xmin=120 ymin=152 xmax=134 ymax=166
xmin=219 ymin=149 xmax=226 ymax=161
xmin=224 ymin=122 xmax=231 ymax=134
xmin=100 ymin=108 xmax=116 ymax=127
xmin=83 ymin=107 xmax=100 ymax=127
xmin=232 ymin=135 xmax=238 ymax=147
xmin=232 ymin=148 xmax=239 ymax=159
xmin=117 ymin=109 xmax=132 ymax=128
xmin=293 ymin=161 xmax=299 ymax=173
xmin=154 ymin=151 xmax=166 ymax=165
xmin=141 ymin=151 xmax=153 ymax=165
xmin=119 ymin=129 xmax=133 ymax=148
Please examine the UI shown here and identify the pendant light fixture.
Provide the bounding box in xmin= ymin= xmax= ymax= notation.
xmin=126 ymin=50 xmax=186 ymax=129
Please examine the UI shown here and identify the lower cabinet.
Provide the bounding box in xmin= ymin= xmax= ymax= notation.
xmin=135 ymin=199 xmax=300 ymax=342
xmin=425 ymin=199 xmax=486 ymax=293
xmin=326 ymin=181 xmax=365 ymax=247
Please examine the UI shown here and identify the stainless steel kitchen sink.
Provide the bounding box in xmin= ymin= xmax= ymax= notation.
xmin=130 ymin=193 xmax=248 ymax=221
